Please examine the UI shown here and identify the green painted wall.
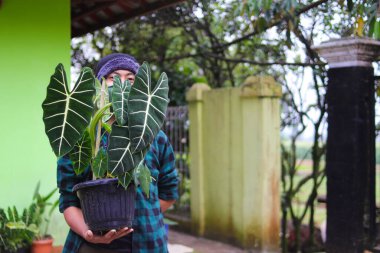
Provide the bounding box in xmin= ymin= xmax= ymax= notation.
xmin=0 ymin=0 xmax=70 ymax=244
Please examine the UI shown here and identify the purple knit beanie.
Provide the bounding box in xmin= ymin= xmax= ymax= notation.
xmin=95 ymin=53 xmax=140 ymax=80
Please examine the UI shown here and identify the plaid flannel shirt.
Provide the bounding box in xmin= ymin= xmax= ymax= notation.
xmin=57 ymin=130 xmax=178 ymax=253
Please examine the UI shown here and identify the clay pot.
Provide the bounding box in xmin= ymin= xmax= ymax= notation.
xmin=31 ymin=236 xmax=53 ymax=253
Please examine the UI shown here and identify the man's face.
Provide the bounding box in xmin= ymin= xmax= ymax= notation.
xmin=105 ymin=69 xmax=135 ymax=86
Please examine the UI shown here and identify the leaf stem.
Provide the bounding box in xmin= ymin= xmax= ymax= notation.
xmin=95 ymin=81 xmax=106 ymax=160
xmin=89 ymin=104 xmax=112 ymax=156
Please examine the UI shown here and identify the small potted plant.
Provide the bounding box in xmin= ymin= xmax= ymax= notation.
xmin=0 ymin=206 xmax=37 ymax=253
xmin=0 ymin=183 xmax=57 ymax=253
xmin=41 ymin=62 xmax=169 ymax=232
xmin=30 ymin=183 xmax=58 ymax=253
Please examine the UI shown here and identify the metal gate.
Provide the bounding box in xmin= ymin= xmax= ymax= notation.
xmin=162 ymin=106 xmax=190 ymax=211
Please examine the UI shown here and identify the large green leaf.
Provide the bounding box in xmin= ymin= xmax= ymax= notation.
xmin=133 ymin=161 xmax=152 ymax=197
xmin=6 ymin=221 xmax=26 ymax=230
xmin=69 ymin=130 xmax=92 ymax=175
xmin=92 ymin=148 xmax=108 ymax=178
xmin=112 ymin=75 xmax=131 ymax=126
xmin=108 ymin=124 xmax=148 ymax=176
xmin=95 ymin=78 xmax=113 ymax=122
xmin=42 ymin=64 xmax=95 ymax=157
xmin=128 ymin=62 xmax=169 ymax=153
xmin=0 ymin=208 xmax=7 ymax=223
xmin=6 ymin=222 xmax=39 ymax=236
xmin=117 ymin=171 xmax=133 ymax=189
xmin=26 ymin=224 xmax=39 ymax=234
xmin=21 ymin=204 xmax=36 ymax=229
xmin=22 ymin=205 xmax=33 ymax=227
xmin=7 ymin=207 xmax=18 ymax=223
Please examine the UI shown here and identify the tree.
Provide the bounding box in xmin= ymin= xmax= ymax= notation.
xmin=72 ymin=0 xmax=380 ymax=251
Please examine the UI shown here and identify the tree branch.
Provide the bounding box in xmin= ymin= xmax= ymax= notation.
xmin=217 ymin=0 xmax=329 ymax=49
xmin=162 ymin=53 xmax=326 ymax=67
xmin=205 ymin=53 xmax=326 ymax=67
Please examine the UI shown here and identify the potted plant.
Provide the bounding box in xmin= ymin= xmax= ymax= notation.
xmin=29 ymin=183 xmax=58 ymax=253
xmin=41 ymin=62 xmax=169 ymax=232
xmin=0 ymin=206 xmax=37 ymax=253
xmin=0 ymin=183 xmax=57 ymax=253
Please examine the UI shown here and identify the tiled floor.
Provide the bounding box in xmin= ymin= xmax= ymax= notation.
xmin=168 ymin=230 xmax=247 ymax=253
xmin=52 ymin=230 xmax=246 ymax=253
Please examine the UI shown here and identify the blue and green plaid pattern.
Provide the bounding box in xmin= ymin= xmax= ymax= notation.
xmin=57 ymin=130 xmax=178 ymax=253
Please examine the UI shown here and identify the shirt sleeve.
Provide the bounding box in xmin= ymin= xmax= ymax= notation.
xmin=57 ymin=155 xmax=90 ymax=213
xmin=156 ymin=131 xmax=179 ymax=201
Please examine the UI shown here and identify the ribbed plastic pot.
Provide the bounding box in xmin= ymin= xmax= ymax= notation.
xmin=4 ymin=246 xmax=30 ymax=253
xmin=73 ymin=178 xmax=136 ymax=232
xmin=17 ymin=247 xmax=30 ymax=253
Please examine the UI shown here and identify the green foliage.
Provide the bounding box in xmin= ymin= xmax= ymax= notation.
xmin=117 ymin=171 xmax=133 ymax=189
xmin=0 ymin=207 xmax=36 ymax=252
xmin=337 ymin=0 xmax=380 ymax=38
xmin=42 ymin=64 xmax=96 ymax=157
xmin=178 ymin=177 xmax=191 ymax=210
xmin=0 ymin=183 xmax=58 ymax=252
xmin=238 ymin=0 xmax=380 ymax=39
xmin=281 ymin=139 xmax=327 ymax=252
xmin=30 ymin=182 xmax=59 ymax=239
xmin=128 ymin=62 xmax=169 ymax=153
xmin=69 ymin=0 xmax=380 ymax=251
xmin=89 ymin=103 xmax=112 ymax=155
xmin=112 ymin=76 xmax=131 ymax=126
xmin=69 ymin=130 xmax=92 ymax=175
xmin=71 ymin=0 xmax=380 ymax=107
xmin=42 ymin=62 xmax=168 ymax=197
xmin=92 ymin=148 xmax=108 ymax=179
xmin=134 ymin=162 xmax=152 ymax=198
xmin=107 ymin=62 xmax=168 ymax=195
xmin=108 ymin=124 xmax=147 ymax=176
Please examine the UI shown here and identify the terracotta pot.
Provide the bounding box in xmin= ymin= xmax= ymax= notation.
xmin=31 ymin=237 xmax=53 ymax=253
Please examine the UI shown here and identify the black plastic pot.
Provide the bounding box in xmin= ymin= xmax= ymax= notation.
xmin=3 ymin=246 xmax=30 ymax=253
xmin=17 ymin=247 xmax=30 ymax=253
xmin=73 ymin=178 xmax=136 ymax=232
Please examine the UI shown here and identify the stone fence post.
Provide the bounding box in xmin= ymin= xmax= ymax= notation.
xmin=186 ymin=77 xmax=282 ymax=252
xmin=186 ymin=83 xmax=210 ymax=236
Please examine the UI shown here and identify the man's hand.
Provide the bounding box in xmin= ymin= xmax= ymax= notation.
xmin=83 ymin=227 xmax=134 ymax=244
xmin=64 ymin=207 xmax=134 ymax=244
xmin=160 ymin=199 xmax=176 ymax=213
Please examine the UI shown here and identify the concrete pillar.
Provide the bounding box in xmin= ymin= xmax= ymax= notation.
xmin=240 ymin=77 xmax=282 ymax=252
xmin=186 ymin=83 xmax=210 ymax=236
xmin=313 ymin=38 xmax=380 ymax=253
xmin=186 ymin=77 xmax=282 ymax=252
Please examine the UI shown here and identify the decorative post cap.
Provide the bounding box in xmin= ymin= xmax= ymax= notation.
xmin=186 ymin=83 xmax=211 ymax=102
xmin=240 ymin=76 xmax=282 ymax=98
xmin=312 ymin=37 xmax=380 ymax=68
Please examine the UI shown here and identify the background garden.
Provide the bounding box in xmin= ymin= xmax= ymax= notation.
xmin=70 ymin=1 xmax=380 ymax=251
xmin=2 ymin=0 xmax=380 ymax=252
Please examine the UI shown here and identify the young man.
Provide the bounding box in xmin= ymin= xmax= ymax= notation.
xmin=57 ymin=53 xmax=178 ymax=253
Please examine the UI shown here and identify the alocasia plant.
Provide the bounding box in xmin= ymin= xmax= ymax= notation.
xmin=42 ymin=62 xmax=169 ymax=195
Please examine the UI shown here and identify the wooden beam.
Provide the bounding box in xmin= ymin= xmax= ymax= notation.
xmin=72 ymin=0 xmax=115 ymax=4
xmin=71 ymin=0 xmax=185 ymax=37
xmin=72 ymin=1 xmax=117 ymax=21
